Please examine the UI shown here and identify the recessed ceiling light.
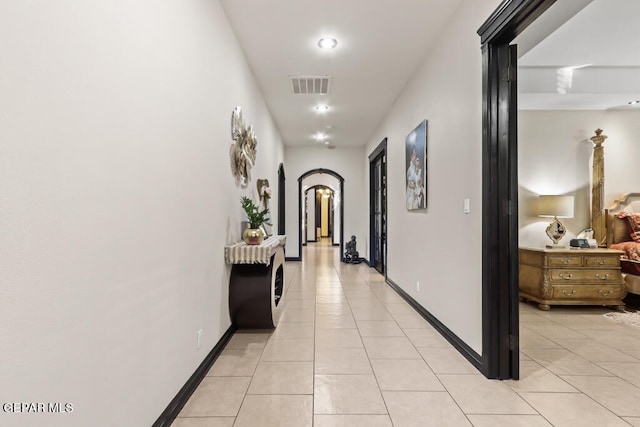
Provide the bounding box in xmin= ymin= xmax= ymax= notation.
xmin=324 ymin=140 xmax=331 ymax=145
xmin=318 ymin=38 xmax=337 ymax=49
xmin=315 ymin=104 xmax=330 ymax=113
xmin=629 ymin=100 xmax=640 ymax=105
xmin=314 ymin=132 xmax=326 ymax=141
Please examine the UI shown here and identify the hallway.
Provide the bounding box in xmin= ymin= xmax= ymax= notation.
xmin=171 ymin=243 xmax=640 ymax=427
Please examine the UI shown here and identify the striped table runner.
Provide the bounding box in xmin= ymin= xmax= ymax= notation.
xmin=224 ymin=235 xmax=286 ymax=266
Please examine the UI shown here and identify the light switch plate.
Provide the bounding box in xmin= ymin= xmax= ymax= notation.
xmin=464 ymin=199 xmax=470 ymax=214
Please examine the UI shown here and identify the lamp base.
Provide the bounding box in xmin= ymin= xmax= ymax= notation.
xmin=545 ymin=217 xmax=567 ymax=247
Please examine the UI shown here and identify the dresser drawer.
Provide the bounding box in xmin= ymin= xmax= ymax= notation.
xmin=584 ymin=256 xmax=619 ymax=267
xmin=552 ymin=285 xmax=623 ymax=300
xmin=547 ymin=255 xmax=582 ymax=267
xmin=549 ymin=269 xmax=619 ymax=284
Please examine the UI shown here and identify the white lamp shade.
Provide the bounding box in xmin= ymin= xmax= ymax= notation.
xmin=538 ymin=195 xmax=574 ymax=218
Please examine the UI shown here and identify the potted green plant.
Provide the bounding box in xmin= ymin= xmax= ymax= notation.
xmin=240 ymin=196 xmax=270 ymax=245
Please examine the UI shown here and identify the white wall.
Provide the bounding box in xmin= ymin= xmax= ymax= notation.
xmin=518 ymin=110 xmax=640 ymax=248
xmin=284 ymin=147 xmax=365 ymax=259
xmin=0 ymin=1 xmax=283 ymax=426
xmin=364 ymin=0 xmax=503 ymax=354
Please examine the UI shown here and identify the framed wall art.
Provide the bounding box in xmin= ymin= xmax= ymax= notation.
xmin=230 ymin=106 xmax=257 ymax=188
xmin=405 ymin=120 xmax=427 ymax=210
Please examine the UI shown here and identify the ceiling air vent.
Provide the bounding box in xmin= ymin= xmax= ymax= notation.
xmin=290 ymin=76 xmax=331 ymax=95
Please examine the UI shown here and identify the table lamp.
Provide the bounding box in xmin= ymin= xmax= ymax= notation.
xmin=538 ymin=195 xmax=574 ymax=248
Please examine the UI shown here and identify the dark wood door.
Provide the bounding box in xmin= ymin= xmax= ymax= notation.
xmin=371 ymin=152 xmax=386 ymax=274
xmin=277 ymin=164 xmax=285 ymax=235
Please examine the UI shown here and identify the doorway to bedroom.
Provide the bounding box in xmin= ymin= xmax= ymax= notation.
xmin=515 ymin=0 xmax=640 ymax=375
xmin=480 ymin=0 xmax=640 ymax=379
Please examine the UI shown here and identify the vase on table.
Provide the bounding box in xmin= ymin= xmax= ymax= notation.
xmin=243 ymin=227 xmax=264 ymax=245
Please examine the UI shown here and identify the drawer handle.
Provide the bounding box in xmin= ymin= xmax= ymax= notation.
xmin=562 ymin=289 xmax=577 ymax=296
xmin=596 ymin=259 xmax=606 ymax=265
xmin=598 ymin=289 xmax=614 ymax=296
xmin=595 ymin=273 xmax=610 ymax=280
xmin=560 ymin=259 xmax=571 ymax=265
xmin=559 ymin=273 xmax=574 ymax=280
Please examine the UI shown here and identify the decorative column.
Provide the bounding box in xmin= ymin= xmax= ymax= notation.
xmin=590 ymin=128 xmax=608 ymax=246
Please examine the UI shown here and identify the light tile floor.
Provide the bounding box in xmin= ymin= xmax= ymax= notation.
xmin=173 ymin=241 xmax=640 ymax=427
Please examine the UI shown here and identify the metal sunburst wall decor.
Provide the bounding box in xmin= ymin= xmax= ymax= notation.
xmin=229 ymin=106 xmax=257 ymax=188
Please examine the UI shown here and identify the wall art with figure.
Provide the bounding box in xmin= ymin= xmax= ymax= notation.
xmin=405 ymin=120 xmax=427 ymax=210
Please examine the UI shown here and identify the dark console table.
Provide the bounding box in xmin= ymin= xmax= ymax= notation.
xmin=225 ymin=235 xmax=286 ymax=329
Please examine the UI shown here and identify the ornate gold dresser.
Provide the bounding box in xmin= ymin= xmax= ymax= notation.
xmin=519 ymin=247 xmax=627 ymax=311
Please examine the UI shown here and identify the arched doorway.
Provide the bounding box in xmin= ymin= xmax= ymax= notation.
xmin=297 ymin=169 xmax=344 ymax=261
xmin=303 ymin=185 xmax=337 ymax=246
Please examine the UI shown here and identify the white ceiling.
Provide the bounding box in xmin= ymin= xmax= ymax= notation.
xmin=517 ymin=0 xmax=640 ymax=111
xmin=220 ymin=0 xmax=640 ymax=148
xmin=220 ymin=0 xmax=463 ymax=147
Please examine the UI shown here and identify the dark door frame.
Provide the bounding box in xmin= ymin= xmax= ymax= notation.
xmin=297 ymin=169 xmax=345 ymax=262
xmin=478 ymin=0 xmax=556 ymax=379
xmin=369 ymin=138 xmax=387 ymax=277
xmin=277 ymin=163 xmax=285 ymax=235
